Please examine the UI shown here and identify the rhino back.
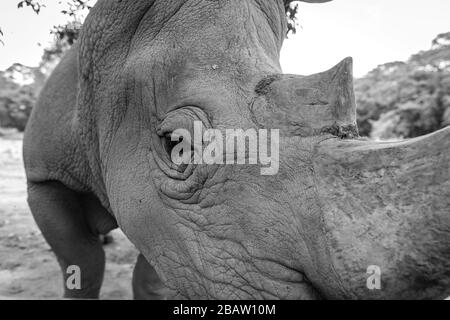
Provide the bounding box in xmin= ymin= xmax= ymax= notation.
xmin=23 ymin=44 xmax=91 ymax=193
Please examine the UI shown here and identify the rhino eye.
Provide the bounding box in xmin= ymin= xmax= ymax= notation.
xmin=153 ymin=106 xmax=209 ymax=178
xmin=159 ymin=132 xmax=194 ymax=173
xmin=162 ymin=133 xmax=181 ymax=156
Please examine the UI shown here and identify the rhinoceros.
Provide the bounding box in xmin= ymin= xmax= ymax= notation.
xmin=23 ymin=0 xmax=449 ymax=299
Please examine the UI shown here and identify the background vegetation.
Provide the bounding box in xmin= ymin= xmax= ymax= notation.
xmin=356 ymin=32 xmax=450 ymax=139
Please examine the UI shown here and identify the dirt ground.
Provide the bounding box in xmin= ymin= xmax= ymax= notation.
xmin=0 ymin=129 xmax=138 ymax=299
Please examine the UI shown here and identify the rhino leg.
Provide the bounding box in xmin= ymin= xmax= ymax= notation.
xmin=132 ymin=254 xmax=169 ymax=300
xmin=27 ymin=181 xmax=117 ymax=299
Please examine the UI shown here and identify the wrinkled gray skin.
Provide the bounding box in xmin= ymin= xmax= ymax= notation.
xmin=23 ymin=0 xmax=450 ymax=299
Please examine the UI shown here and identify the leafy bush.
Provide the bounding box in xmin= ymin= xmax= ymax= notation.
xmin=355 ymin=32 xmax=450 ymax=139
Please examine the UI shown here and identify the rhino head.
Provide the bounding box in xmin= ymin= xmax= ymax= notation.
xmin=76 ymin=0 xmax=449 ymax=299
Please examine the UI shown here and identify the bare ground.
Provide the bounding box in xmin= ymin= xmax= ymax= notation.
xmin=0 ymin=130 xmax=138 ymax=299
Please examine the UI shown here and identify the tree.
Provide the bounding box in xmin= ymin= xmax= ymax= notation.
xmin=0 ymin=1 xmax=92 ymax=48
xmin=0 ymin=64 xmax=40 ymax=131
xmin=0 ymin=1 xmax=93 ymax=132
xmin=355 ymin=33 xmax=450 ymax=139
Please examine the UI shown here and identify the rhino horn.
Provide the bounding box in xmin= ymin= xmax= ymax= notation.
xmin=251 ymin=57 xmax=357 ymax=137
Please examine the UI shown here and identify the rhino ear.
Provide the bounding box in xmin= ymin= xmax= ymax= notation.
xmin=285 ymin=0 xmax=333 ymax=5
xmin=296 ymin=0 xmax=333 ymax=3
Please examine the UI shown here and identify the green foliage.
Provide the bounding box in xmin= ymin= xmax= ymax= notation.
xmin=52 ymin=0 xmax=93 ymax=47
xmin=42 ymin=19 xmax=83 ymax=68
xmin=0 ymin=64 xmax=44 ymax=132
xmin=0 ymin=1 xmax=91 ymax=45
xmin=285 ymin=2 xmax=300 ymax=35
xmin=0 ymin=1 xmax=91 ymax=131
xmin=355 ymin=32 xmax=450 ymax=139
xmin=17 ymin=0 xmax=45 ymax=14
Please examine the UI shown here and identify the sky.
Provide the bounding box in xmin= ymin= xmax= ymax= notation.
xmin=0 ymin=0 xmax=450 ymax=78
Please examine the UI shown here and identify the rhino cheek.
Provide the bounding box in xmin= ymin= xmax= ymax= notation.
xmin=112 ymin=156 xmax=324 ymax=299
